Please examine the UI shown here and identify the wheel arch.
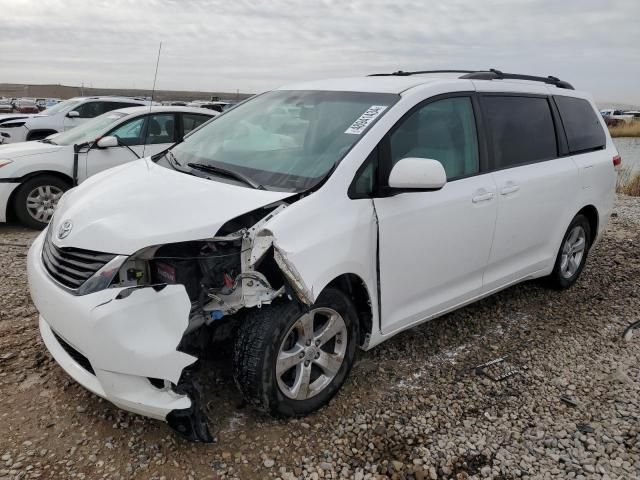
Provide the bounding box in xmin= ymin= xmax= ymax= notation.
xmin=576 ymin=204 xmax=599 ymax=244
xmin=6 ymin=170 xmax=73 ymax=220
xmin=25 ymin=129 xmax=59 ymax=141
xmin=322 ymin=273 xmax=374 ymax=348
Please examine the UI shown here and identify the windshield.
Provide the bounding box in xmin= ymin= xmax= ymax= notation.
xmin=49 ymin=111 xmax=127 ymax=145
xmin=170 ymin=90 xmax=398 ymax=191
xmin=41 ymin=98 xmax=82 ymax=115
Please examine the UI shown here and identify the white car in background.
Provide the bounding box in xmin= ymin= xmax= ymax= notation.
xmin=0 ymin=106 xmax=216 ymax=228
xmin=0 ymin=96 xmax=152 ymax=144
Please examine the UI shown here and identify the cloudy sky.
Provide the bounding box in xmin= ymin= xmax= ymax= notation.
xmin=1 ymin=0 xmax=639 ymax=103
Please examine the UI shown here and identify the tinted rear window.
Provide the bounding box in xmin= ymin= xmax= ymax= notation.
xmin=482 ymin=96 xmax=557 ymax=169
xmin=554 ymin=96 xmax=605 ymax=153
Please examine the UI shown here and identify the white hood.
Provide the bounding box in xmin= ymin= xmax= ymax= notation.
xmin=0 ymin=113 xmax=39 ymax=122
xmin=51 ymin=159 xmax=294 ymax=254
xmin=0 ymin=140 xmax=65 ymax=159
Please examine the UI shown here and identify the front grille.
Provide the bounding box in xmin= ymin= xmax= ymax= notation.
xmin=42 ymin=232 xmax=116 ymax=290
xmin=52 ymin=330 xmax=95 ymax=375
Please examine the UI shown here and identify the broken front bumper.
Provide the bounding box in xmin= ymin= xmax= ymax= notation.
xmin=27 ymin=231 xmax=209 ymax=437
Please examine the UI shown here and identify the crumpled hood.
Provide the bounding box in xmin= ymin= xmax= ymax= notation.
xmin=0 ymin=140 xmax=65 ymax=159
xmin=51 ymin=159 xmax=294 ymax=254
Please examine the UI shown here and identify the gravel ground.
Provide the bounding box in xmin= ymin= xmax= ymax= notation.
xmin=0 ymin=196 xmax=639 ymax=480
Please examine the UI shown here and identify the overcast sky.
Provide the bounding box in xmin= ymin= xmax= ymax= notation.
xmin=1 ymin=0 xmax=639 ymax=103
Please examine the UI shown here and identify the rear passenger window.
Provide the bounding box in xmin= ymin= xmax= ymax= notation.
xmin=145 ymin=113 xmax=176 ymax=144
xmin=182 ymin=113 xmax=210 ymax=136
xmin=390 ymin=97 xmax=479 ymax=180
xmin=554 ymin=96 xmax=605 ymax=153
xmin=482 ymin=96 xmax=557 ymax=168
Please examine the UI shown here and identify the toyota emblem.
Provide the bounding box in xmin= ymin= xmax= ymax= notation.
xmin=58 ymin=220 xmax=73 ymax=240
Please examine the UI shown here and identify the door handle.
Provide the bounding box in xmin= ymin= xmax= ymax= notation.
xmin=500 ymin=184 xmax=520 ymax=195
xmin=472 ymin=192 xmax=495 ymax=203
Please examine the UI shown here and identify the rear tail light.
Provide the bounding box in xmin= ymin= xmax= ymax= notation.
xmin=613 ymin=155 xmax=622 ymax=167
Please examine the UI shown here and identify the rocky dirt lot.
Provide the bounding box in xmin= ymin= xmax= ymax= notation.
xmin=1 ymin=196 xmax=639 ymax=480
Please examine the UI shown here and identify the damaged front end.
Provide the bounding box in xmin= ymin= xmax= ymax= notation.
xmin=105 ymin=205 xmax=312 ymax=441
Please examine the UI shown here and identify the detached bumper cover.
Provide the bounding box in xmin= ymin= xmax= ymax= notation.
xmin=28 ymin=231 xmax=203 ymax=425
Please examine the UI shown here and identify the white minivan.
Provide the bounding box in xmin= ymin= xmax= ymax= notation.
xmin=27 ymin=70 xmax=618 ymax=441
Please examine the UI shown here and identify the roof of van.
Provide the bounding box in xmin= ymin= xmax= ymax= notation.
xmin=278 ymin=73 xmax=586 ymax=97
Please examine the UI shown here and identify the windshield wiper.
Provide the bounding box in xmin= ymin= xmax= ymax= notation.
xmin=187 ymin=162 xmax=265 ymax=190
xmin=39 ymin=138 xmax=56 ymax=145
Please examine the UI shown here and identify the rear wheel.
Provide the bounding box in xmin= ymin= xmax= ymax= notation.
xmin=13 ymin=175 xmax=70 ymax=229
xmin=233 ymin=288 xmax=359 ymax=416
xmin=546 ymin=214 xmax=591 ymax=289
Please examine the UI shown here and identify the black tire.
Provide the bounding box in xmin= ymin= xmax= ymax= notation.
xmin=13 ymin=175 xmax=70 ymax=229
xmin=546 ymin=214 xmax=591 ymax=289
xmin=233 ymin=288 xmax=359 ymax=417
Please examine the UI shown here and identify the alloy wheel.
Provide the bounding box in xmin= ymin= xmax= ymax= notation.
xmin=25 ymin=185 xmax=64 ymax=224
xmin=560 ymin=225 xmax=586 ymax=279
xmin=276 ymin=307 xmax=348 ymax=400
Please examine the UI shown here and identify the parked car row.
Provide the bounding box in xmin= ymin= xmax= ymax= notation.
xmin=160 ymin=100 xmax=238 ymax=112
xmin=600 ymin=108 xmax=640 ymax=126
xmin=0 ymin=105 xmax=217 ymax=227
xmin=0 ymin=97 xmax=61 ymax=114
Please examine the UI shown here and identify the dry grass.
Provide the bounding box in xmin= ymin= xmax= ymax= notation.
xmin=609 ymin=121 xmax=640 ymax=137
xmin=617 ymin=165 xmax=640 ymax=196
xmin=624 ymin=174 xmax=640 ymax=196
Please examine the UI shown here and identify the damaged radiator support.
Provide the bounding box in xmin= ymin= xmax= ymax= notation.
xmin=162 ymin=205 xmax=316 ymax=441
xmin=197 ymin=204 xmax=312 ymax=323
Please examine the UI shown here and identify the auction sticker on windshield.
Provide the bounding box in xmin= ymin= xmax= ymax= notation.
xmin=345 ymin=105 xmax=388 ymax=135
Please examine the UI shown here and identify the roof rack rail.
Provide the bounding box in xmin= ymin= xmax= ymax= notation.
xmin=368 ymin=68 xmax=574 ymax=90
xmin=369 ymin=69 xmax=476 ymax=77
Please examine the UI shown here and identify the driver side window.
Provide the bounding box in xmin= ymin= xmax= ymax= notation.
xmin=389 ymin=97 xmax=479 ymax=180
xmin=74 ymin=101 xmax=104 ymax=119
xmin=107 ymin=114 xmax=177 ymax=146
xmin=108 ymin=117 xmax=145 ymax=146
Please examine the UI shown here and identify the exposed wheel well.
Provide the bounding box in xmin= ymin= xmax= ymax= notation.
xmin=26 ymin=129 xmax=58 ymax=141
xmin=325 ymin=274 xmax=373 ymax=347
xmin=577 ymin=205 xmax=599 ymax=245
xmin=6 ymin=171 xmax=73 ymax=221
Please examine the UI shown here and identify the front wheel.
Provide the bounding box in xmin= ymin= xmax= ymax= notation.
xmin=13 ymin=175 xmax=70 ymax=229
xmin=546 ymin=214 xmax=591 ymax=289
xmin=233 ymin=288 xmax=359 ymax=417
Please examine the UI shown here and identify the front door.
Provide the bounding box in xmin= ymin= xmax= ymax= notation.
xmin=374 ymin=95 xmax=498 ymax=335
xmin=80 ymin=113 xmax=177 ymax=181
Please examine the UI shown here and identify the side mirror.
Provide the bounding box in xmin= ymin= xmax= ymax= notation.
xmin=96 ymin=136 xmax=119 ymax=148
xmin=388 ymin=158 xmax=447 ymax=190
xmin=67 ymin=110 xmax=80 ymax=118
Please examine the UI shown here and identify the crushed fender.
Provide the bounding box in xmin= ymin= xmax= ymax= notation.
xmin=273 ymin=246 xmax=313 ymax=305
xmin=109 ymin=204 xmax=318 ymax=441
